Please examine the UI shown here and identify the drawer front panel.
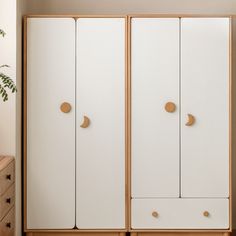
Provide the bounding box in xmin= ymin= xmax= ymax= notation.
xmin=0 ymin=207 xmax=14 ymax=236
xmin=0 ymin=184 xmax=15 ymax=220
xmin=0 ymin=162 xmax=15 ymax=196
xmin=132 ymin=199 xmax=229 ymax=229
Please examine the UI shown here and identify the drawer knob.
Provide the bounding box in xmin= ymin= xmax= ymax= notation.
xmin=6 ymin=222 xmax=11 ymax=228
xmin=185 ymin=114 xmax=195 ymax=126
xmin=6 ymin=174 xmax=11 ymax=180
xmin=152 ymin=211 xmax=159 ymax=218
xmin=6 ymin=198 xmax=11 ymax=204
xmin=165 ymin=102 xmax=176 ymax=113
xmin=60 ymin=102 xmax=72 ymax=113
xmin=203 ymin=211 xmax=210 ymax=217
xmin=80 ymin=116 xmax=90 ymax=128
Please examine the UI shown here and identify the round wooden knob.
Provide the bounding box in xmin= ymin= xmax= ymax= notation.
xmin=203 ymin=211 xmax=210 ymax=217
xmin=165 ymin=102 xmax=176 ymax=113
xmin=152 ymin=211 xmax=159 ymax=218
xmin=60 ymin=102 xmax=71 ymax=113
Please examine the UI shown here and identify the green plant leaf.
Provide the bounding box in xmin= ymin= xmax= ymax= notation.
xmin=0 ymin=29 xmax=17 ymax=102
xmin=0 ymin=64 xmax=10 ymax=68
xmin=0 ymin=29 xmax=6 ymax=37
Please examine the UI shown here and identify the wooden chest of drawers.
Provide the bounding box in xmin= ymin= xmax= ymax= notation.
xmin=0 ymin=156 xmax=15 ymax=236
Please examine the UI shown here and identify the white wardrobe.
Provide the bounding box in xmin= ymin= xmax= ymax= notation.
xmin=24 ymin=15 xmax=231 ymax=236
xmin=25 ymin=17 xmax=126 ymax=231
xmin=131 ymin=17 xmax=230 ymax=230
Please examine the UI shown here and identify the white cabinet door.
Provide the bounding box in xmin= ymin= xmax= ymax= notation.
xmin=76 ymin=18 xmax=125 ymax=229
xmin=131 ymin=18 xmax=180 ymax=198
xmin=27 ymin=18 xmax=76 ymax=228
xmin=181 ymin=18 xmax=230 ymax=197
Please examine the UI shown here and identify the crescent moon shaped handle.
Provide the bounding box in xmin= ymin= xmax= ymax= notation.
xmin=185 ymin=114 xmax=195 ymax=126
xmin=80 ymin=116 xmax=90 ymax=128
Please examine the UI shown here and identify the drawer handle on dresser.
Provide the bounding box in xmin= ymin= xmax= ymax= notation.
xmin=185 ymin=114 xmax=195 ymax=126
xmin=80 ymin=116 xmax=90 ymax=128
xmin=60 ymin=102 xmax=72 ymax=113
xmin=203 ymin=211 xmax=210 ymax=217
xmin=6 ymin=198 xmax=11 ymax=204
xmin=165 ymin=102 xmax=176 ymax=113
xmin=152 ymin=211 xmax=159 ymax=218
xmin=6 ymin=174 xmax=11 ymax=180
xmin=6 ymin=222 xmax=11 ymax=228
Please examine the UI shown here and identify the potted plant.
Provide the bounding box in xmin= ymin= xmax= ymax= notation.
xmin=0 ymin=29 xmax=17 ymax=102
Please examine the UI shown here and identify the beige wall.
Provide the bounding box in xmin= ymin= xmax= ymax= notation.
xmin=17 ymin=0 xmax=236 ymax=235
xmin=23 ymin=0 xmax=236 ymax=15
xmin=16 ymin=0 xmax=27 ymax=235
xmin=0 ymin=1 xmax=16 ymax=155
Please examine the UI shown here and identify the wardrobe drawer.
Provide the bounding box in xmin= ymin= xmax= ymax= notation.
xmin=0 ymin=162 xmax=15 ymax=196
xmin=131 ymin=199 xmax=229 ymax=229
xmin=0 ymin=184 xmax=15 ymax=220
xmin=0 ymin=207 xmax=14 ymax=236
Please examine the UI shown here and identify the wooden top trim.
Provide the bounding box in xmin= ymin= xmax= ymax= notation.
xmin=23 ymin=14 xmax=235 ymax=19
xmin=24 ymin=15 xmax=127 ymax=19
xmin=128 ymin=14 xmax=234 ymax=18
xmin=0 ymin=156 xmax=14 ymax=171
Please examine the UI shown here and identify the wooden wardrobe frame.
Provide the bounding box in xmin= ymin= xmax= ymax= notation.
xmin=23 ymin=14 xmax=232 ymax=236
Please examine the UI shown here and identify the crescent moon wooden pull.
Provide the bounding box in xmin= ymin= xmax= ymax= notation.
xmin=60 ymin=102 xmax=71 ymax=113
xmin=165 ymin=102 xmax=176 ymax=113
xmin=80 ymin=116 xmax=90 ymax=128
xmin=185 ymin=114 xmax=195 ymax=126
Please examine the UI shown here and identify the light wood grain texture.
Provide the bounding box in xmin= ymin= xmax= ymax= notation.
xmin=23 ymin=15 xmax=28 ymax=231
xmin=0 ymin=184 xmax=15 ymax=220
xmin=25 ymin=15 xmax=127 ymax=18
xmin=124 ymin=16 xmax=129 ymax=230
xmin=228 ymin=17 xmax=232 ymax=232
xmin=0 ymin=161 xmax=15 ymax=196
xmin=0 ymin=207 xmax=15 ymax=236
xmin=26 ymin=232 xmax=125 ymax=236
xmin=0 ymin=157 xmax=14 ymax=171
xmin=131 ymin=233 xmax=230 ymax=236
xmin=127 ymin=15 xmax=131 ymax=232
